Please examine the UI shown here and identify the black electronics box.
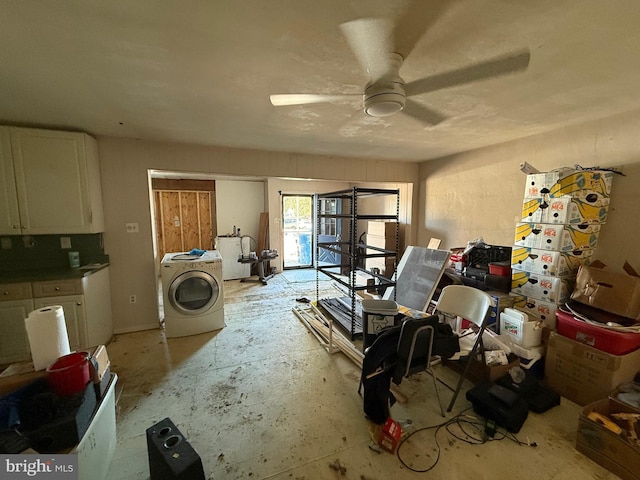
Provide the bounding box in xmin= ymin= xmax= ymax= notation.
xmin=20 ymin=379 xmax=97 ymax=453
xmin=466 ymin=382 xmax=529 ymax=433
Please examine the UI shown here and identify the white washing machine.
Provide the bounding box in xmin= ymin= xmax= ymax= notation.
xmin=161 ymin=250 xmax=225 ymax=337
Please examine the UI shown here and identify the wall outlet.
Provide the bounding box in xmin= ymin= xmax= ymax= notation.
xmin=0 ymin=237 xmax=11 ymax=250
xmin=129 ymin=295 xmax=137 ymax=304
xmin=60 ymin=236 xmax=72 ymax=249
xmin=126 ymin=223 xmax=139 ymax=233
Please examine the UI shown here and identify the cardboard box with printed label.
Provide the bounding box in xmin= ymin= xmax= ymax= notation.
xmin=514 ymin=222 xmax=601 ymax=252
xmin=523 ymin=169 xmax=614 ymax=199
xmin=486 ymin=291 xmax=523 ymax=331
xmin=521 ymin=196 xmax=610 ymax=224
xmin=544 ymin=332 xmax=640 ymax=405
xmin=511 ymin=246 xmax=593 ymax=277
xmin=512 ymin=296 xmax=559 ymax=328
xmin=511 ymin=270 xmax=574 ymax=304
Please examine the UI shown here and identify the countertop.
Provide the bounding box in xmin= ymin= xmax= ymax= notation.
xmin=0 ymin=263 xmax=110 ymax=284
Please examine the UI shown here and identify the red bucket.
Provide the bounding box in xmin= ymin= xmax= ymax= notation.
xmin=46 ymin=352 xmax=90 ymax=396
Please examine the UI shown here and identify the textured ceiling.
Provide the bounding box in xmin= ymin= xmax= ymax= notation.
xmin=2 ymin=0 xmax=640 ymax=162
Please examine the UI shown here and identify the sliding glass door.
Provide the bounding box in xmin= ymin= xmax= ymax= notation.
xmin=282 ymin=195 xmax=313 ymax=269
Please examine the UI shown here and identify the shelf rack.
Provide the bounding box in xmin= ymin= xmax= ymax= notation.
xmin=315 ymin=187 xmax=399 ymax=339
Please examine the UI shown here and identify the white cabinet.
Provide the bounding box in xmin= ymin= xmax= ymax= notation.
xmin=0 ymin=268 xmax=113 ymax=364
xmin=0 ymin=126 xmax=105 ymax=235
xmin=0 ymin=128 xmax=21 ymax=233
xmin=0 ymin=298 xmax=34 ymax=364
xmin=0 ymin=282 xmax=34 ymax=364
xmin=31 ymin=268 xmax=113 ymax=351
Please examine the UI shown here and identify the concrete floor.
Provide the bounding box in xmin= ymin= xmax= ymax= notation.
xmin=105 ymin=271 xmax=617 ymax=479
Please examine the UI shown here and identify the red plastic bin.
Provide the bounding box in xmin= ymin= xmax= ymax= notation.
xmin=556 ymin=310 xmax=640 ymax=355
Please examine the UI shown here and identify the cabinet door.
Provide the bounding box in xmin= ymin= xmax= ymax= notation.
xmin=34 ymin=295 xmax=87 ymax=351
xmin=0 ymin=127 xmax=21 ymax=234
xmin=0 ymin=299 xmax=33 ymax=363
xmin=10 ymin=127 xmax=104 ymax=234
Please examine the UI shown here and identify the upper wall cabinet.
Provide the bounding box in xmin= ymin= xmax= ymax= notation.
xmin=0 ymin=126 xmax=105 ymax=235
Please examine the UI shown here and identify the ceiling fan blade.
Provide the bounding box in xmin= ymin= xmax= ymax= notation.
xmin=270 ymin=93 xmax=361 ymax=107
xmin=404 ymin=49 xmax=531 ymax=97
xmin=340 ymin=17 xmax=395 ymax=83
xmin=393 ymin=0 xmax=454 ymax=60
xmin=402 ymin=99 xmax=447 ymax=126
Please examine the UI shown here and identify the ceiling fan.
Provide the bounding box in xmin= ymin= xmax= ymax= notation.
xmin=269 ymin=17 xmax=530 ymax=126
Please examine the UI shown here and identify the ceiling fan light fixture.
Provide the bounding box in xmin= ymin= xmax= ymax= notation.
xmin=363 ymin=83 xmax=406 ymax=117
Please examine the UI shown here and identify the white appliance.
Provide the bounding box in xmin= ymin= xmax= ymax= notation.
xmin=160 ymin=250 xmax=225 ymax=337
xmin=216 ymin=236 xmax=251 ymax=280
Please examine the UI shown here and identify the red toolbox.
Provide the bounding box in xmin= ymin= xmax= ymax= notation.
xmin=556 ymin=310 xmax=640 ymax=355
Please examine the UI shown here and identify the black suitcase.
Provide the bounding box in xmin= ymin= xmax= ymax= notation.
xmin=496 ymin=373 xmax=561 ymax=414
xmin=466 ymin=382 xmax=529 ymax=433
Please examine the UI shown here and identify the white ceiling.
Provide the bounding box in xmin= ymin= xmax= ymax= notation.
xmin=2 ymin=0 xmax=640 ymax=162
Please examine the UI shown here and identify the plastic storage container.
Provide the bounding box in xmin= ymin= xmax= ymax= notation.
xmin=361 ymin=299 xmax=398 ymax=349
xmin=72 ymin=373 xmax=117 ymax=480
xmin=556 ymin=310 xmax=640 ymax=355
xmin=499 ymin=308 xmax=543 ymax=348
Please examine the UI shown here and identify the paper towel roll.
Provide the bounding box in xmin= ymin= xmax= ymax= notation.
xmin=25 ymin=305 xmax=71 ymax=371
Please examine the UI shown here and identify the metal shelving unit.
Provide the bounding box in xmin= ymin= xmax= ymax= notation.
xmin=315 ymin=187 xmax=399 ymax=339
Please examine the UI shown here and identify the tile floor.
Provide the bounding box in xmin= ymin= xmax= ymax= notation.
xmin=105 ymin=271 xmax=617 ymax=479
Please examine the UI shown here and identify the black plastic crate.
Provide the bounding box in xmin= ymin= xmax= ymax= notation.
xmin=466 ymin=245 xmax=512 ymax=268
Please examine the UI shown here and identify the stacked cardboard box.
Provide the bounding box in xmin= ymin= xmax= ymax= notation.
xmin=510 ymin=168 xmax=614 ymax=329
xmin=365 ymin=221 xmax=403 ymax=277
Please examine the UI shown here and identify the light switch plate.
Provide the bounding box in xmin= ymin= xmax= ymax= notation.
xmin=60 ymin=236 xmax=72 ymax=249
xmin=126 ymin=223 xmax=139 ymax=233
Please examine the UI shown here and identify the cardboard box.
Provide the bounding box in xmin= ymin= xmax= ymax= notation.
xmin=572 ymin=262 xmax=640 ymax=321
xmin=514 ymin=222 xmax=601 ymax=251
xmin=512 ymin=296 xmax=559 ymax=328
xmin=511 ymin=246 xmax=593 ymax=277
xmin=486 ymin=291 xmax=522 ymax=331
xmin=0 ymin=361 xmax=48 ymax=397
xmin=379 ymin=417 xmax=402 ymax=454
xmin=576 ymin=397 xmax=640 ymax=480
xmin=367 ymin=221 xmax=395 ymax=238
xmin=90 ymin=345 xmax=110 ymax=381
xmin=511 ymin=270 xmax=574 ymax=304
xmin=544 ymin=332 xmax=640 ymax=405
xmin=521 ymin=197 xmax=609 ymax=224
xmin=523 ymin=169 xmax=614 ymax=199
xmin=449 ymin=353 xmax=521 ymax=384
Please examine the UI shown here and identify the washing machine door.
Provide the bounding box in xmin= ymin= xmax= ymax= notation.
xmin=168 ymin=271 xmax=220 ymax=315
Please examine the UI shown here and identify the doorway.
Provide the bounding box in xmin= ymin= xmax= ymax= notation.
xmin=282 ymin=195 xmax=313 ymax=269
xmin=151 ymin=178 xmax=217 ymax=260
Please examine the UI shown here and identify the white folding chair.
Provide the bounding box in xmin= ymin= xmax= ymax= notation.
xmin=434 ymin=285 xmax=495 ymax=412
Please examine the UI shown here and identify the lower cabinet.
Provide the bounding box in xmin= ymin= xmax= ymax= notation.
xmin=0 ymin=267 xmax=113 ymax=365
xmin=0 ymin=298 xmax=33 ymax=364
xmin=33 ymin=295 xmax=85 ymax=352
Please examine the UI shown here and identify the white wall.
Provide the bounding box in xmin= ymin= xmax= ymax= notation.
xmin=418 ymin=108 xmax=640 ymax=270
xmin=215 ymin=179 xmax=265 ymax=241
xmin=97 ymin=137 xmax=420 ymax=334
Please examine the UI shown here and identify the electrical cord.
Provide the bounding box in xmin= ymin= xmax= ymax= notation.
xmin=574 ymin=164 xmax=626 ymax=176
xmin=396 ymin=407 xmax=537 ymax=473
